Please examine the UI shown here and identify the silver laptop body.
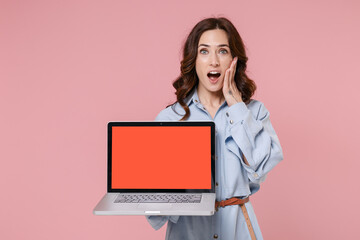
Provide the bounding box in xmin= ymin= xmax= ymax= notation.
xmin=93 ymin=121 xmax=216 ymax=216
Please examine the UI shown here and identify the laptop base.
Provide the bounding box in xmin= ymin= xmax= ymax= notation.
xmin=93 ymin=193 xmax=216 ymax=216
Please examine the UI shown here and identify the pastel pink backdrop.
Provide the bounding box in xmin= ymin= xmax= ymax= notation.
xmin=1 ymin=0 xmax=359 ymax=239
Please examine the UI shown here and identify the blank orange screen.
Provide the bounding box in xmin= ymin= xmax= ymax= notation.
xmin=112 ymin=126 xmax=211 ymax=189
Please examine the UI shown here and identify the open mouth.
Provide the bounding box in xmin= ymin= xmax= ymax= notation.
xmin=207 ymin=71 xmax=221 ymax=82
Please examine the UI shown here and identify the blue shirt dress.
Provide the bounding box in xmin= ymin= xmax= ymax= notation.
xmin=146 ymin=88 xmax=283 ymax=240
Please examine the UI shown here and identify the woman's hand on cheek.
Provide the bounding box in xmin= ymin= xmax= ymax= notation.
xmin=222 ymin=57 xmax=242 ymax=107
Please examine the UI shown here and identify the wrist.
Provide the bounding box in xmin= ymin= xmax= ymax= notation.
xmin=227 ymin=97 xmax=242 ymax=107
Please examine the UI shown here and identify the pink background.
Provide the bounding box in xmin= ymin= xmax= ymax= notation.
xmin=1 ymin=0 xmax=359 ymax=239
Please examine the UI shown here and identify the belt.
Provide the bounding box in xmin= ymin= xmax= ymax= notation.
xmin=215 ymin=197 xmax=256 ymax=240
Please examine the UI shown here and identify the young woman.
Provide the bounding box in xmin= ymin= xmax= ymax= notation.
xmin=147 ymin=17 xmax=283 ymax=240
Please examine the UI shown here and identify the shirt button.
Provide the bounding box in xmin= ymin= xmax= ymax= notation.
xmin=226 ymin=112 xmax=229 ymax=117
xmin=213 ymin=234 xmax=218 ymax=239
xmin=215 ymin=182 xmax=219 ymax=187
xmin=230 ymin=120 xmax=233 ymax=124
xmin=195 ymin=99 xmax=198 ymax=102
xmin=215 ymin=155 xmax=218 ymax=160
xmin=253 ymin=173 xmax=259 ymax=178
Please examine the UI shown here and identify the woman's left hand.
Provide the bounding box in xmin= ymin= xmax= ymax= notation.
xmin=223 ymin=57 xmax=243 ymax=107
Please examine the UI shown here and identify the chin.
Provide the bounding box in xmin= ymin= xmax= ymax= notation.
xmin=206 ymin=84 xmax=223 ymax=93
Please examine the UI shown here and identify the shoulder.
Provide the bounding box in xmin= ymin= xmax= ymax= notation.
xmin=246 ymin=99 xmax=269 ymax=120
xmin=155 ymin=102 xmax=186 ymax=121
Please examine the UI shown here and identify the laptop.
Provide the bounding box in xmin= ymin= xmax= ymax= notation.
xmin=93 ymin=121 xmax=216 ymax=216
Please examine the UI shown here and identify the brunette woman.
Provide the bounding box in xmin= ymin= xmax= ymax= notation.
xmin=147 ymin=17 xmax=283 ymax=240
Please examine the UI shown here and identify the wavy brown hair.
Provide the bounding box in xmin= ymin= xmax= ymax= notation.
xmin=171 ymin=17 xmax=256 ymax=120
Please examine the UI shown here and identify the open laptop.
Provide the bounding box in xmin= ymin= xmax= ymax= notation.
xmin=93 ymin=121 xmax=216 ymax=216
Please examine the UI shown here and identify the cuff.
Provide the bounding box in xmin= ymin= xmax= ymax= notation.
xmin=145 ymin=216 xmax=169 ymax=230
xmin=225 ymin=102 xmax=248 ymax=126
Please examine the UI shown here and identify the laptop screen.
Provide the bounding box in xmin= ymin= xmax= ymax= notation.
xmin=108 ymin=122 xmax=215 ymax=193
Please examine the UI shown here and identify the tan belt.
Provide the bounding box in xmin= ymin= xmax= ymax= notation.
xmin=215 ymin=197 xmax=256 ymax=240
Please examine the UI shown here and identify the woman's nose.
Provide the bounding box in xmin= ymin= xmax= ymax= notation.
xmin=210 ymin=53 xmax=219 ymax=66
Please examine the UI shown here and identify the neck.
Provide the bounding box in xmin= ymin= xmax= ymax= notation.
xmin=197 ymin=86 xmax=225 ymax=108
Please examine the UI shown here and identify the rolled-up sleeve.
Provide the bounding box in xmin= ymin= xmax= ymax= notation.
xmin=225 ymin=101 xmax=283 ymax=184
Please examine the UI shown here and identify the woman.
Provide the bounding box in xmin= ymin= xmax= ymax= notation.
xmin=147 ymin=17 xmax=283 ymax=240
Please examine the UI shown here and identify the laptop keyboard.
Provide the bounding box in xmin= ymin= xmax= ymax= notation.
xmin=114 ymin=194 xmax=202 ymax=203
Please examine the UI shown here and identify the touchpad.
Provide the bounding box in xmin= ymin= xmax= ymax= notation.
xmin=138 ymin=203 xmax=173 ymax=210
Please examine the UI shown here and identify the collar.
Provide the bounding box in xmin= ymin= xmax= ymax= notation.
xmin=184 ymin=87 xmax=200 ymax=106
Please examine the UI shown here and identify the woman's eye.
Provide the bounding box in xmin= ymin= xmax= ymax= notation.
xmin=219 ymin=49 xmax=228 ymax=54
xmin=199 ymin=49 xmax=208 ymax=54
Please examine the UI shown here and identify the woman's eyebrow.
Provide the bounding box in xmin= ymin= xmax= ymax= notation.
xmin=198 ymin=44 xmax=230 ymax=48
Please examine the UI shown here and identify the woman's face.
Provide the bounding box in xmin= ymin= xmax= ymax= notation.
xmin=195 ymin=29 xmax=233 ymax=94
